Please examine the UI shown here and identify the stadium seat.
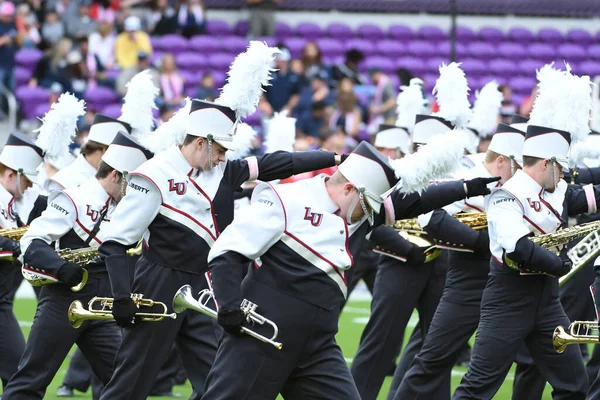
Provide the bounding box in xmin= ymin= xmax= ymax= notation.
xmin=587 ymin=44 xmax=600 ymax=60
xmin=527 ymin=43 xmax=557 ymax=61
xmin=364 ymin=56 xmax=395 ymax=74
xmin=357 ymin=24 xmax=386 ymax=40
xmin=375 ymin=40 xmax=406 ymax=58
xmin=460 ymin=58 xmax=488 ymax=77
xmin=509 ymin=76 xmax=537 ymax=95
xmin=208 ymin=53 xmax=234 ymax=69
xmin=345 ymin=38 xmax=378 ymax=56
xmin=566 ymin=29 xmax=595 ymax=45
xmin=296 ymin=22 xmax=322 ymax=40
xmin=316 ymin=38 xmax=346 ymax=57
xmin=284 ymin=37 xmax=308 ymax=57
xmin=406 ymin=40 xmax=437 ymax=57
xmin=488 ymin=59 xmax=518 ymax=78
xmin=518 ymin=59 xmax=545 ymax=76
xmin=190 ymin=36 xmax=220 ymax=52
xmin=233 ymin=20 xmax=248 ymax=37
xmin=417 ymin=25 xmax=447 ymax=41
xmin=496 ymin=42 xmax=526 ymax=59
xmin=275 ymin=22 xmax=295 ymax=39
xmin=222 ymin=36 xmax=250 ymax=53
xmin=388 ymin=25 xmax=414 ymax=40
xmin=508 ymin=27 xmax=536 ymax=43
xmin=557 ymin=43 xmax=587 ymax=62
xmin=176 ymin=53 xmax=208 ymax=70
xmin=15 ymin=67 xmax=31 ymax=87
xmin=326 ymin=23 xmax=354 ymax=39
xmin=467 ymin=41 xmax=496 ymax=58
xmin=456 ymin=26 xmax=477 ymax=43
xmin=101 ymin=103 xmax=123 ymax=119
xmin=537 ymin=28 xmax=565 ymax=44
xmin=478 ymin=27 xmax=505 ymax=43
xmin=84 ymin=86 xmax=119 ymax=107
xmin=206 ymin=20 xmax=231 ymax=36
xmin=158 ymin=35 xmax=189 ymax=54
xmin=15 ymin=48 xmax=43 ymax=68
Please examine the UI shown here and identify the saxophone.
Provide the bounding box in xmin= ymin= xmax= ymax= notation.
xmin=0 ymin=226 xmax=29 ymax=241
xmin=561 ymin=228 xmax=600 ymax=286
xmin=393 ymin=212 xmax=487 ymax=262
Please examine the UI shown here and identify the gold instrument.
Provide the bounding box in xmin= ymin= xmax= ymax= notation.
xmin=0 ymin=226 xmax=28 ymax=241
xmin=393 ymin=212 xmax=487 ymax=263
xmin=505 ymin=221 xmax=600 ymax=270
xmin=173 ymin=283 xmax=283 ymax=350
xmin=560 ymin=228 xmax=600 ymax=286
xmin=68 ymin=293 xmax=177 ymax=328
xmin=552 ymin=321 xmax=599 ymax=353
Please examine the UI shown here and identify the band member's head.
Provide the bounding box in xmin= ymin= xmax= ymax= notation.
xmin=0 ymin=132 xmax=44 ymax=197
xmin=374 ymin=124 xmax=410 ymax=160
xmin=485 ymin=122 xmax=526 ymax=184
xmin=184 ymin=99 xmax=236 ymax=171
xmin=99 ymin=132 xmax=154 ymax=201
xmin=334 ymin=142 xmax=398 ymax=225
xmin=85 ymin=114 xmax=133 ymax=169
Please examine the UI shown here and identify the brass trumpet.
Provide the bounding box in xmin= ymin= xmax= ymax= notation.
xmin=552 ymin=321 xmax=599 ymax=353
xmin=68 ymin=293 xmax=177 ymax=328
xmin=172 ymin=284 xmax=283 ymax=350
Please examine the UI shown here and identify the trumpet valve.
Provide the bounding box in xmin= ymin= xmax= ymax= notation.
xmin=241 ymin=299 xmax=258 ymax=314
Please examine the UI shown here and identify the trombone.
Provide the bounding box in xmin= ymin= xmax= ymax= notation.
xmin=68 ymin=293 xmax=177 ymax=328
xmin=552 ymin=321 xmax=599 ymax=353
xmin=172 ymin=282 xmax=283 ymax=350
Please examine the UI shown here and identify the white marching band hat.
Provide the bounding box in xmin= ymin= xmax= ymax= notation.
xmin=338 ymin=141 xmax=399 ymax=213
xmin=101 ymin=131 xmax=154 ymax=174
xmin=185 ymin=100 xmax=238 ymax=150
xmin=510 ymin=114 xmax=529 ymax=133
xmin=0 ymin=132 xmax=45 ymax=183
xmin=88 ymin=114 xmax=133 ymax=146
xmin=488 ymin=122 xmax=526 ymax=166
xmin=374 ymin=124 xmax=411 ymax=155
xmin=412 ymin=114 xmax=454 ymax=146
xmin=522 ymin=126 xmax=572 ymax=170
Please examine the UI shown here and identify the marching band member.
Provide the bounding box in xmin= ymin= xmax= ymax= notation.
xmin=453 ymin=65 xmax=595 ymax=400
xmin=3 ymin=132 xmax=154 ymax=399
xmin=95 ymin=42 xmax=347 ymax=400
xmin=393 ymin=116 xmax=525 ymax=400
xmin=0 ymin=132 xmax=44 ymax=392
xmin=203 ymin=139 xmax=497 ymax=399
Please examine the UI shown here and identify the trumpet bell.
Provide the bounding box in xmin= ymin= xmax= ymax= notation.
xmin=552 ymin=325 xmax=569 ymax=354
xmin=68 ymin=299 xmax=113 ymax=329
xmin=173 ymin=284 xmax=197 ymax=313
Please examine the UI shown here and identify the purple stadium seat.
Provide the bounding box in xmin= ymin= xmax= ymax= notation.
xmin=425 ymin=57 xmax=448 ymax=74
xmin=436 ymin=42 xmax=467 ymax=58
xmin=101 ymin=104 xmax=123 ymax=119
xmin=15 ymin=48 xmax=43 ymax=68
xmin=185 ymin=87 xmax=197 ymax=98
xmin=345 ymin=38 xmax=377 ymax=56
xmin=508 ymin=28 xmax=535 ymax=44
xmin=376 ymin=40 xmax=406 ymax=57
xmin=389 ymin=75 xmax=400 ymax=89
xmin=478 ymin=27 xmax=505 ymax=43
xmin=275 ymin=22 xmax=294 ymax=39
xmin=527 ymin=43 xmax=556 ymax=61
xmin=284 ymin=37 xmax=307 ymax=57
xmin=84 ymin=86 xmax=119 ymax=105
xmin=509 ymin=76 xmax=537 ymax=95
xmin=578 ymin=61 xmax=600 ymax=77
xmin=206 ymin=20 xmax=231 ymax=36
xmin=233 ymin=21 xmax=248 ymax=37
xmin=364 ymin=56 xmax=395 ymax=73
xmin=15 ymin=67 xmax=31 ymax=86
xmin=33 ymin=102 xmax=50 ymax=119
xmin=326 ymin=23 xmax=354 ymax=39
xmin=208 ymin=53 xmax=233 ymax=69
xmin=158 ymin=35 xmax=189 ymax=54
xmin=222 ymin=36 xmax=249 ymax=53
xmin=557 ymin=43 xmax=586 ymax=62
xmin=316 ymin=38 xmax=345 ymax=57
xmin=396 ymin=57 xmax=426 ymax=76
xmin=460 ymin=58 xmax=487 ymax=77
xmin=537 ymin=28 xmax=565 ymax=44
xmin=253 ymin=36 xmax=277 ymax=46
xmin=467 ymin=42 xmax=496 ymax=58
xmin=456 ymin=26 xmax=477 ymax=43
xmin=150 ymin=52 xmax=164 ymax=65
xmin=406 ymin=40 xmax=437 ymax=57
xmin=176 ymin=52 xmax=208 ymax=70
xmin=190 ymin=36 xmax=220 ymax=52
xmin=518 ymin=59 xmax=545 ymax=75
xmin=296 ymin=23 xmax=322 ymax=40
xmin=567 ymin=29 xmax=594 ymax=45
xmin=243 ymin=111 xmax=261 ymax=127
xmin=210 ymin=71 xmax=227 ymax=87
xmin=151 ymin=36 xmax=161 ymax=51
xmin=357 ymin=24 xmax=386 ymax=40
xmin=488 ymin=59 xmax=518 ymax=78
xmin=479 ymin=75 xmax=506 ymax=86
xmin=588 ymin=44 xmax=600 ymax=60
xmin=417 ymin=25 xmax=447 ymax=41
xmin=497 ymin=42 xmax=526 ymax=59
xmin=16 ymin=86 xmax=50 ymax=103
xmin=388 ymin=25 xmax=414 ymax=40
xmin=423 ymin=74 xmax=438 ymax=92
xmin=468 ymin=76 xmax=482 ymax=91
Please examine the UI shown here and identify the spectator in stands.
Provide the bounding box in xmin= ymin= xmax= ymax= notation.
xmin=158 ymin=105 xmax=175 ymax=124
xmin=296 ymin=69 xmax=334 ymax=118
xmin=40 ymin=7 xmax=64 ymax=45
xmin=116 ymin=50 xmax=159 ymax=96
xmin=331 ymin=49 xmax=366 ymax=87
xmin=87 ymin=16 xmax=116 ymax=87
xmin=0 ymin=0 xmax=18 ymax=117
xmin=29 ymin=37 xmax=72 ymax=90
xmin=246 ymin=0 xmax=279 ymax=38
xmin=498 ymin=84 xmax=517 ymax=124
xmin=290 ymin=58 xmax=303 ymax=76
xmin=177 ymin=0 xmax=206 ymax=38
xmin=66 ymin=0 xmax=97 ymax=39
xmin=396 ymin=67 xmax=414 ymax=87
xmin=329 ymin=90 xmax=362 ymax=138
xmin=15 ymin=3 xmax=40 ymax=48
xmin=52 ymin=0 xmax=78 ymax=22
xmin=300 ymin=41 xmax=330 ymax=84
xmin=260 ymin=47 xmax=300 ymax=116
xmin=367 ymin=67 xmax=396 ymax=129
xmin=519 ymin=83 xmax=538 ymax=117
xmin=195 ymin=72 xmax=217 ymax=101
xmin=157 ymin=53 xmax=185 ymax=109
xmin=115 ymin=15 xmax=152 ymax=69
xmin=296 ymin=100 xmax=327 ymax=142
xmin=147 ymin=0 xmax=177 ymax=36
xmin=319 ymin=127 xmax=347 ymax=155
xmin=64 ymin=48 xmax=88 ymax=98
xmin=90 ymin=0 xmax=117 ymax=24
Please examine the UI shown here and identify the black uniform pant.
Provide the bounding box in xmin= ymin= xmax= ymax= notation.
xmin=350 ymin=251 xmax=449 ymax=400
xmin=346 ymin=245 xmax=379 ymax=298
xmin=453 ymin=272 xmax=588 ymax=400
xmin=2 ymin=272 xmax=121 ymax=400
xmin=100 ymin=257 xmax=219 ymax=400
xmin=202 ymin=277 xmax=359 ymax=400
xmin=62 ymin=349 xmax=103 ymax=397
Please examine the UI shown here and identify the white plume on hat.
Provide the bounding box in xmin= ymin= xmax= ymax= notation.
xmin=226 ymin=123 xmax=257 ymax=160
xmin=386 ymin=130 xmax=466 ymax=195
xmin=529 ymin=63 xmax=593 ymax=144
xmin=34 ymin=92 xmax=85 ymax=161
xmin=216 ymin=41 xmax=279 ymax=120
xmin=264 ymin=110 xmax=296 ymax=153
xmin=432 ymin=62 xmax=472 ymax=129
xmin=120 ymin=69 xmax=159 ymax=141
xmin=468 ymin=80 xmax=503 ymax=137
xmin=143 ymin=98 xmax=191 ymax=153
xmin=568 ymin=138 xmax=600 ymax=168
xmin=395 ymin=78 xmax=427 ymax=133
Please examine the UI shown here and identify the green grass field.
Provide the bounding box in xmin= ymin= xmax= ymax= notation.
xmin=10 ymin=293 xmax=555 ymax=399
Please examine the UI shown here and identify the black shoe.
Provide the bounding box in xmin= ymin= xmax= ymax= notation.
xmin=56 ymin=385 xmax=74 ymax=397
